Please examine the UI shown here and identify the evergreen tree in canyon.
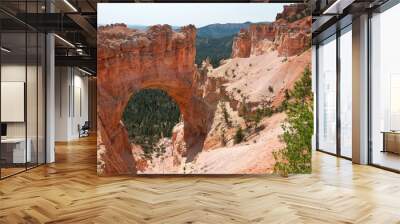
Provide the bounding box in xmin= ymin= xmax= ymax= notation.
xmin=274 ymin=67 xmax=313 ymax=176
xmin=122 ymin=89 xmax=181 ymax=157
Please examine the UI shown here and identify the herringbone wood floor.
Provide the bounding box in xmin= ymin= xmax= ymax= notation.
xmin=1 ymin=136 xmax=400 ymax=224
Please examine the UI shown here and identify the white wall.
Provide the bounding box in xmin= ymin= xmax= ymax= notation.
xmin=55 ymin=66 xmax=69 ymax=141
xmin=1 ymin=65 xmax=40 ymax=137
xmin=55 ymin=67 xmax=89 ymax=141
xmin=1 ymin=65 xmax=26 ymax=138
xmin=72 ymin=73 xmax=89 ymax=138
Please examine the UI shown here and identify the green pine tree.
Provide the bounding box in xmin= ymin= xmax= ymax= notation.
xmin=234 ymin=127 xmax=244 ymax=144
xmin=122 ymin=89 xmax=180 ymax=157
xmin=273 ymin=66 xmax=313 ymax=176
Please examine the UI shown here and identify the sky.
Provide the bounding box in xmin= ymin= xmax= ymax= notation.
xmin=98 ymin=3 xmax=287 ymax=28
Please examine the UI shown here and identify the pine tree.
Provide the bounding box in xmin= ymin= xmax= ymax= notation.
xmin=273 ymin=67 xmax=313 ymax=176
xmin=234 ymin=127 xmax=244 ymax=144
xmin=122 ymin=89 xmax=180 ymax=157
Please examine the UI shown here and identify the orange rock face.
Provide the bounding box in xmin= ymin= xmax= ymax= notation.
xmin=276 ymin=4 xmax=308 ymax=22
xmin=97 ymin=24 xmax=212 ymax=175
xmin=277 ymin=31 xmax=310 ymax=57
xmin=231 ymin=29 xmax=252 ymax=58
xmin=231 ymin=4 xmax=311 ymax=59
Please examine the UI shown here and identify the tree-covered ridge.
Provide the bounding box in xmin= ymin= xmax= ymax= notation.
xmin=195 ymin=22 xmax=261 ymax=68
xmin=195 ymin=34 xmax=234 ymax=68
xmin=122 ymin=89 xmax=181 ymax=156
xmin=196 ymin=22 xmax=252 ymax=39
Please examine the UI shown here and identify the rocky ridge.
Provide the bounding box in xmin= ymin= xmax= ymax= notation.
xmin=231 ymin=5 xmax=311 ymax=58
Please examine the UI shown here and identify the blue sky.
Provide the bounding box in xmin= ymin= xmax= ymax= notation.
xmin=98 ymin=3 xmax=287 ymax=28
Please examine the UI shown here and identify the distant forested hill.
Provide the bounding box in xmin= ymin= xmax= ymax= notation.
xmin=196 ymin=34 xmax=235 ymax=68
xmin=195 ymin=22 xmax=255 ymax=68
xmin=127 ymin=24 xmax=181 ymax=30
xmin=196 ymin=22 xmax=252 ymax=38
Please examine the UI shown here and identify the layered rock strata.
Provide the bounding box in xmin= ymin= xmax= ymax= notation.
xmin=231 ymin=5 xmax=311 ymax=58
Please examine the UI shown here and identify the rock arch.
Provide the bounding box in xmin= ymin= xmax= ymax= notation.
xmin=97 ymin=24 xmax=211 ymax=175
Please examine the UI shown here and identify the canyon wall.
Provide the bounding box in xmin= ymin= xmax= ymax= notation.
xmin=276 ymin=4 xmax=308 ymax=21
xmin=232 ymin=5 xmax=311 ymax=58
xmin=97 ymin=4 xmax=312 ymax=175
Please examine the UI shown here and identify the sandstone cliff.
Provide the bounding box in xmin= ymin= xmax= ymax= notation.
xmin=276 ymin=4 xmax=309 ymax=22
xmin=231 ymin=5 xmax=311 ymax=58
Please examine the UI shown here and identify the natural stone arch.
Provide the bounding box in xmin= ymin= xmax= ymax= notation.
xmin=97 ymin=24 xmax=211 ymax=175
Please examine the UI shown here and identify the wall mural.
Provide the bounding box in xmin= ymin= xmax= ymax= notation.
xmin=97 ymin=3 xmax=312 ymax=176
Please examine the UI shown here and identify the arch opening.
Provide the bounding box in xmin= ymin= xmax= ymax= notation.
xmin=122 ymin=89 xmax=181 ymax=159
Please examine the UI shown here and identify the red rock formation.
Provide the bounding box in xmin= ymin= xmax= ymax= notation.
xmin=97 ymin=24 xmax=212 ymax=175
xmin=277 ymin=31 xmax=311 ymax=57
xmin=231 ymin=4 xmax=311 ymax=59
xmin=231 ymin=29 xmax=251 ymax=58
xmin=276 ymin=4 xmax=308 ymax=22
xmin=249 ymin=23 xmax=276 ymax=42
